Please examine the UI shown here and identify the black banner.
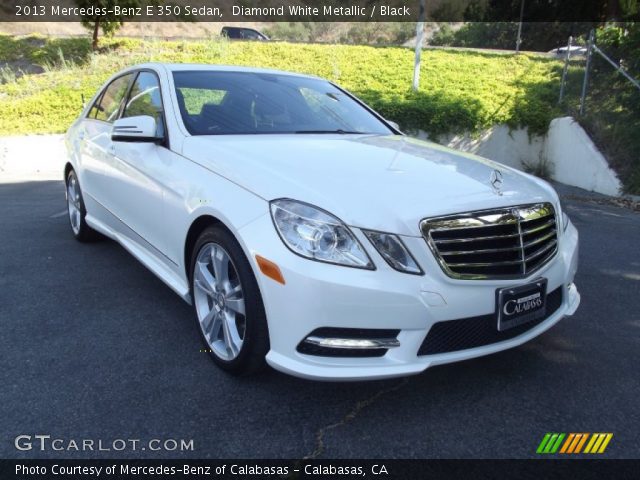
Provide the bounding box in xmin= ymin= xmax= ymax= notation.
xmin=0 ymin=0 xmax=627 ymax=22
xmin=2 ymin=459 xmax=640 ymax=480
xmin=3 ymin=1 xmax=419 ymax=22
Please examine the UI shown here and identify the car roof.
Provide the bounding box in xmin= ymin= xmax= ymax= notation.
xmin=126 ymin=62 xmax=321 ymax=80
xmin=221 ymin=26 xmax=258 ymax=31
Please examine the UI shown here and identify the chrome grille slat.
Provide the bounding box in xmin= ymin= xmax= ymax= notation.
xmin=523 ymin=230 xmax=557 ymax=248
xmin=522 ymin=219 xmax=556 ymax=235
xmin=430 ymin=218 xmax=518 ymax=230
xmin=434 ymin=233 xmax=521 ymax=244
xmin=420 ymin=203 xmax=559 ymax=280
xmin=447 ymin=259 xmax=523 ymax=268
xmin=525 ymin=239 xmax=558 ymax=262
xmin=440 ymin=245 xmax=522 ymax=255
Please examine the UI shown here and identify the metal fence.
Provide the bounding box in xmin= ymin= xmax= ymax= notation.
xmin=559 ymin=30 xmax=640 ymax=109
xmin=557 ymin=29 xmax=640 ymax=192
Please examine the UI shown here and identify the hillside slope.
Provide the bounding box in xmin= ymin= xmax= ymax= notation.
xmin=0 ymin=35 xmax=563 ymax=138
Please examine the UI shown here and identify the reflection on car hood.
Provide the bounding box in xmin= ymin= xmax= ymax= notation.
xmin=182 ymin=134 xmax=558 ymax=236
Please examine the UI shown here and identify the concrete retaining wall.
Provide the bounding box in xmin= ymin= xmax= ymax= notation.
xmin=545 ymin=117 xmax=622 ymax=196
xmin=412 ymin=116 xmax=623 ymax=197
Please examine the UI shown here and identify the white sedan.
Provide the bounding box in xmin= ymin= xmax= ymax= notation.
xmin=64 ymin=63 xmax=580 ymax=380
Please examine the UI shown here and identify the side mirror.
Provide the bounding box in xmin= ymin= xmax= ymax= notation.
xmin=386 ymin=120 xmax=401 ymax=131
xmin=112 ymin=116 xmax=162 ymax=143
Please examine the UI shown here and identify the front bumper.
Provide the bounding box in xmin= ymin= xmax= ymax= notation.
xmin=238 ymin=214 xmax=580 ymax=381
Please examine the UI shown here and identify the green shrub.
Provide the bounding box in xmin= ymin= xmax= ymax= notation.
xmin=263 ymin=23 xmax=315 ymax=42
xmin=429 ymin=22 xmax=517 ymax=49
xmin=431 ymin=24 xmax=456 ymax=46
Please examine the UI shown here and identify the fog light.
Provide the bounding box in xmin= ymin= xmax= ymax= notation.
xmin=305 ymin=336 xmax=400 ymax=349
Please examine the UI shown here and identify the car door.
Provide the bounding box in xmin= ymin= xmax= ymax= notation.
xmin=79 ymin=73 xmax=133 ymax=214
xmin=105 ymin=70 xmax=172 ymax=258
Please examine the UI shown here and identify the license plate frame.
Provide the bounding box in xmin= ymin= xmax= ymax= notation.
xmin=496 ymin=278 xmax=548 ymax=332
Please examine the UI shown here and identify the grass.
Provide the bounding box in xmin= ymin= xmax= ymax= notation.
xmin=0 ymin=34 xmax=564 ymax=139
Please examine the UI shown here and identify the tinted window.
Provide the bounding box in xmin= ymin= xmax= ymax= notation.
xmin=222 ymin=28 xmax=241 ymax=39
xmin=123 ymin=71 xmax=165 ymax=137
xmin=242 ymin=29 xmax=262 ymax=40
xmin=179 ymin=88 xmax=226 ymax=116
xmin=173 ymin=71 xmax=393 ymax=136
xmin=95 ymin=74 xmax=132 ymax=123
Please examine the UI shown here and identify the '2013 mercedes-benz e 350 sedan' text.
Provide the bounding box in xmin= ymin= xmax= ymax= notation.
xmin=64 ymin=63 xmax=580 ymax=380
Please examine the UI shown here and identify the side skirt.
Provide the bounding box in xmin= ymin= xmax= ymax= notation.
xmin=83 ymin=196 xmax=192 ymax=305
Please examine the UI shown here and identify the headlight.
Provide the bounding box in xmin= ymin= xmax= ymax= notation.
xmin=363 ymin=230 xmax=423 ymax=275
xmin=270 ymin=199 xmax=374 ymax=269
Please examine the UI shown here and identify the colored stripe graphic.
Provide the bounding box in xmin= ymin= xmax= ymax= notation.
xmin=539 ymin=433 xmax=613 ymax=454
xmin=550 ymin=433 xmax=565 ymax=453
xmin=560 ymin=433 xmax=575 ymax=453
xmin=567 ymin=433 xmax=583 ymax=453
xmin=536 ymin=433 xmax=565 ymax=454
xmin=584 ymin=434 xmax=599 ymax=453
xmin=536 ymin=433 xmax=552 ymax=454
xmin=574 ymin=433 xmax=589 ymax=453
xmin=544 ymin=434 xmax=559 ymax=453
xmin=598 ymin=434 xmax=613 ymax=453
xmin=584 ymin=433 xmax=614 ymax=454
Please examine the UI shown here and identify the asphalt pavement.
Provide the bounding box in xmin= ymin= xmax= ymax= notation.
xmin=1 ymin=180 xmax=639 ymax=459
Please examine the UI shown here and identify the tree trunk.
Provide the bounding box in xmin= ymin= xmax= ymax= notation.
xmin=92 ymin=21 xmax=100 ymax=51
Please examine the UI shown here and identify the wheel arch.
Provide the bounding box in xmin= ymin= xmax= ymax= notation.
xmin=184 ymin=214 xmax=232 ymax=282
xmin=64 ymin=162 xmax=74 ymax=180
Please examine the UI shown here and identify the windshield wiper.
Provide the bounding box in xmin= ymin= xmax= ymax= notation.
xmin=293 ymin=129 xmax=368 ymax=134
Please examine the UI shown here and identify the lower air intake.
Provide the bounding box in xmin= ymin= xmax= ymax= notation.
xmin=418 ymin=287 xmax=563 ymax=355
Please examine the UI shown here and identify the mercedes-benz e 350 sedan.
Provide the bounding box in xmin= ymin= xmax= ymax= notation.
xmin=65 ymin=63 xmax=580 ymax=380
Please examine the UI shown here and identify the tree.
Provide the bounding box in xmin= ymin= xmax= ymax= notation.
xmin=75 ymin=0 xmax=140 ymax=50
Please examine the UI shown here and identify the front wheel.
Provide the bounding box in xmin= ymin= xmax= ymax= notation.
xmin=190 ymin=226 xmax=269 ymax=375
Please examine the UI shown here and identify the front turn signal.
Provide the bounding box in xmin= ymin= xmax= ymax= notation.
xmin=255 ymin=255 xmax=286 ymax=285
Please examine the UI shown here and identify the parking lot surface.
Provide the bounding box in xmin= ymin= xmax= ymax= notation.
xmin=1 ymin=180 xmax=638 ymax=459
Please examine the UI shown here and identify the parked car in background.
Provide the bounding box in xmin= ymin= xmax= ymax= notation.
xmin=221 ymin=26 xmax=269 ymax=41
xmin=64 ymin=63 xmax=580 ymax=381
xmin=550 ymin=45 xmax=588 ymax=57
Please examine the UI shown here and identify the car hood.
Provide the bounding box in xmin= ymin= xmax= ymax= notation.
xmin=182 ymin=134 xmax=558 ymax=236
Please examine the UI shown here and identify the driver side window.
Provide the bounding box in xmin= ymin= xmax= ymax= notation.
xmin=94 ymin=74 xmax=132 ymax=123
xmin=122 ymin=71 xmax=166 ymax=138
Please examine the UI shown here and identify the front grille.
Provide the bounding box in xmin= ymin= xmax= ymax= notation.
xmin=418 ymin=286 xmax=563 ymax=355
xmin=420 ymin=203 xmax=558 ymax=279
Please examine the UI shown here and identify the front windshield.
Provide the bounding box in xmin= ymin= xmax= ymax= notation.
xmin=172 ymin=71 xmax=394 ymax=136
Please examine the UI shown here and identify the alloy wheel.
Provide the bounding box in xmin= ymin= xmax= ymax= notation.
xmin=67 ymin=174 xmax=82 ymax=235
xmin=193 ymin=242 xmax=246 ymax=361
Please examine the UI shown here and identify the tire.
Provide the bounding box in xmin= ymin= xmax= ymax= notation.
xmin=66 ymin=169 xmax=100 ymax=242
xmin=190 ymin=225 xmax=269 ymax=375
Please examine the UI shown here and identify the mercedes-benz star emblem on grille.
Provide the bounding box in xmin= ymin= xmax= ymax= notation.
xmin=490 ymin=169 xmax=504 ymax=195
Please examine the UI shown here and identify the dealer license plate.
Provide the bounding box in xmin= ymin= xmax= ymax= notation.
xmin=496 ymin=279 xmax=548 ymax=331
